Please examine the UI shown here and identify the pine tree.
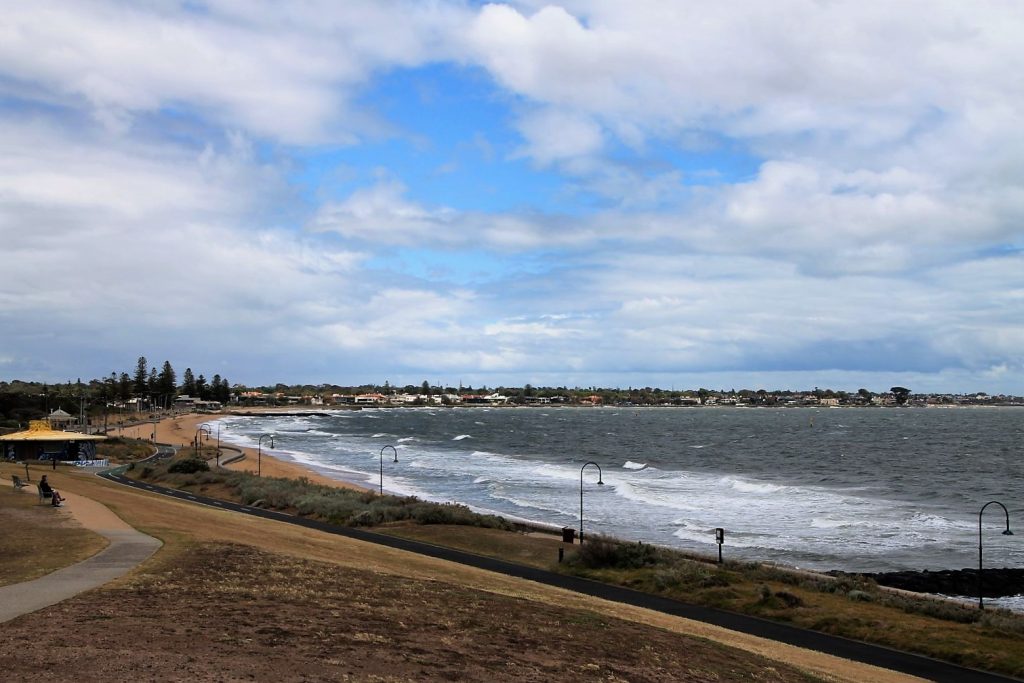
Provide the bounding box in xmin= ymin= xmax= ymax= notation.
xmin=133 ymin=356 xmax=149 ymax=396
xmin=181 ymin=368 xmax=196 ymax=396
xmin=217 ymin=377 xmax=230 ymax=403
xmin=157 ymin=361 xmax=177 ymax=404
xmin=118 ymin=372 xmax=132 ymax=401
xmin=196 ymin=374 xmax=208 ymax=400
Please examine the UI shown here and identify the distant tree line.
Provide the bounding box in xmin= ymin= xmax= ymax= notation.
xmin=0 ymin=356 xmax=231 ymax=429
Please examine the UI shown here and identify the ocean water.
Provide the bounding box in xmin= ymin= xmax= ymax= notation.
xmin=212 ymin=407 xmax=1023 ymax=579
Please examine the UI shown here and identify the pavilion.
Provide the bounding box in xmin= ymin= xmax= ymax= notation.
xmin=0 ymin=419 xmax=107 ymax=462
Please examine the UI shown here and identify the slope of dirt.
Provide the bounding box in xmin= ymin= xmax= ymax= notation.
xmin=1 ymin=543 xmax=825 ymax=682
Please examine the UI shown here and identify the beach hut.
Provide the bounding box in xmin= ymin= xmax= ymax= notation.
xmin=0 ymin=420 xmax=107 ymax=462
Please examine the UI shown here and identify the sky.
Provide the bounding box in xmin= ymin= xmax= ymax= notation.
xmin=1 ymin=1 xmax=1023 ymax=394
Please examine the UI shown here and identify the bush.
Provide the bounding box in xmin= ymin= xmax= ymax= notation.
xmin=168 ymin=457 xmax=210 ymax=474
xmin=129 ymin=463 xmax=512 ymax=531
xmin=574 ymin=536 xmax=664 ymax=570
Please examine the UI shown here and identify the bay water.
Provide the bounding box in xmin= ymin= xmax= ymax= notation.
xmin=214 ymin=406 xmax=1022 ymax=592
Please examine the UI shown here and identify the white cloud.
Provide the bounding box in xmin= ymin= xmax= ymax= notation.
xmin=309 ymin=179 xmax=461 ymax=245
xmin=512 ymin=107 xmax=603 ymax=166
xmin=1 ymin=1 xmax=1022 ymax=392
xmin=0 ymin=0 xmax=471 ymax=144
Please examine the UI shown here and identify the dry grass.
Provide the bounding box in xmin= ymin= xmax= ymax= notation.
xmin=385 ymin=525 xmax=1024 ymax=678
xmin=0 ymin=542 xmax=827 ymax=682
xmin=2 ymin=464 xmax=929 ymax=682
xmin=117 ymin=459 xmax=1024 ymax=678
xmin=0 ymin=481 xmax=108 ymax=586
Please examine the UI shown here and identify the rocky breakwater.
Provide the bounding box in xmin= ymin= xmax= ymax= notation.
xmin=848 ymin=568 xmax=1024 ymax=599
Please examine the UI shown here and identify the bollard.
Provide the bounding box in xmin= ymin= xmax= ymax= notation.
xmin=558 ymin=547 xmax=564 ymax=563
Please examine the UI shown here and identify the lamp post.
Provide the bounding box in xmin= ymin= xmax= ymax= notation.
xmin=579 ymin=461 xmax=604 ymax=544
xmin=257 ymin=433 xmax=275 ymax=477
xmin=194 ymin=425 xmax=211 ymax=458
xmin=380 ymin=445 xmax=398 ymax=495
xmin=978 ymin=500 xmax=1014 ymax=609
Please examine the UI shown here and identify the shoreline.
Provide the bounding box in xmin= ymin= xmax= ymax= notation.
xmin=135 ymin=411 xmax=369 ymax=492
xmin=124 ymin=411 xmax=1024 ymax=607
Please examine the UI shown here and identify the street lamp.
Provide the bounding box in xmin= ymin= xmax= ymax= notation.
xmin=380 ymin=445 xmax=398 ymax=495
xmin=978 ymin=500 xmax=1014 ymax=609
xmin=579 ymin=461 xmax=604 ymax=544
xmin=194 ymin=425 xmax=211 ymax=458
xmin=257 ymin=433 xmax=275 ymax=477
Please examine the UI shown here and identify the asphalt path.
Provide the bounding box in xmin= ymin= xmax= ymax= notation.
xmin=98 ymin=468 xmax=1021 ymax=683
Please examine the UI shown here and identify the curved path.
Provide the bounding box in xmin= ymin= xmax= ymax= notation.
xmin=0 ymin=484 xmax=162 ymax=624
xmin=99 ymin=468 xmax=1019 ymax=683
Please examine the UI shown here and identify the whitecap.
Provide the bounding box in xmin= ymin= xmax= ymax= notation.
xmin=453 ymin=434 xmax=472 ymax=441
xmin=622 ymin=461 xmax=647 ymax=470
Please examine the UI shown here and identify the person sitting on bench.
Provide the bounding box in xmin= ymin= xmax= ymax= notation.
xmin=38 ymin=475 xmax=64 ymax=507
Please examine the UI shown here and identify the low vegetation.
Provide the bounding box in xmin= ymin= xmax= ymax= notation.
xmin=561 ymin=536 xmax=1024 ymax=677
xmin=95 ymin=437 xmax=154 ymax=463
xmin=129 ymin=455 xmax=512 ymax=530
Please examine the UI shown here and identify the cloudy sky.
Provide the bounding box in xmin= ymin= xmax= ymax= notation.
xmin=2 ymin=1 xmax=1022 ymax=393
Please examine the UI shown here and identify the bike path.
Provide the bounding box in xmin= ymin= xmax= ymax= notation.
xmin=98 ymin=468 xmax=1020 ymax=683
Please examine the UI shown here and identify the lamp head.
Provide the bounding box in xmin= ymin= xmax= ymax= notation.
xmin=1003 ymin=529 xmax=1013 ymax=536
xmin=597 ymin=478 xmax=604 ymax=486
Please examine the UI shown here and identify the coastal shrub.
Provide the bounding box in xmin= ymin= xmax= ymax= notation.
xmin=651 ymin=563 xmax=732 ymax=591
xmin=168 ymin=457 xmax=209 ymax=474
xmin=774 ymin=590 xmax=804 ymax=608
xmin=574 ymin=536 xmax=664 ymax=570
xmin=131 ymin=464 xmax=513 ymax=530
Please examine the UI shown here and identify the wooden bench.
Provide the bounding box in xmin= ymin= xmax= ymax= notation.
xmin=11 ymin=474 xmax=29 ymax=491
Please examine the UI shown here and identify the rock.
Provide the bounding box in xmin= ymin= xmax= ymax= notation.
xmin=834 ymin=568 xmax=1024 ymax=598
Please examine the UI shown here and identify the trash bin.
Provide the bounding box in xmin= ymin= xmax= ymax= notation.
xmin=562 ymin=527 xmax=576 ymax=544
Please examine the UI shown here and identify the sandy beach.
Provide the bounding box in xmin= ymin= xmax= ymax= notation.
xmin=121 ymin=410 xmax=368 ymax=491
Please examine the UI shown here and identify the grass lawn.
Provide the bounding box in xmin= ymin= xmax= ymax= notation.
xmin=0 ymin=477 xmax=108 ymax=586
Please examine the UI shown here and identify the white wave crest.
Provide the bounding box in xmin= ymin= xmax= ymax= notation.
xmin=622 ymin=461 xmax=647 ymax=470
xmin=452 ymin=434 xmax=472 ymax=440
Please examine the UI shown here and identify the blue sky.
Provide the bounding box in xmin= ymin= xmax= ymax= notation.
xmin=1 ymin=1 xmax=1022 ymax=394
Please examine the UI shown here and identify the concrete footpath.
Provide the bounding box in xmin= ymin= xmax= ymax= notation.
xmin=0 ymin=483 xmax=162 ymax=624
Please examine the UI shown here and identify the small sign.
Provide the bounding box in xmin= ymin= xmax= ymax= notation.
xmin=715 ymin=527 xmax=725 ymax=544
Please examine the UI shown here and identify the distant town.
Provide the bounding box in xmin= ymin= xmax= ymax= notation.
xmin=2 ymin=368 xmax=1022 ymax=431
xmin=219 ymin=385 xmax=1024 ymax=409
